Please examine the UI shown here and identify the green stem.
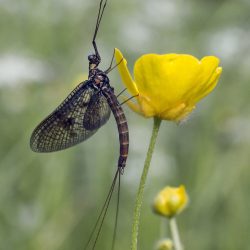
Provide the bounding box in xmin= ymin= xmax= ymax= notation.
xmin=170 ymin=218 xmax=183 ymax=250
xmin=131 ymin=117 xmax=162 ymax=250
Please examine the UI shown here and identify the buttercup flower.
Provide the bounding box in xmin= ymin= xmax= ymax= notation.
xmin=153 ymin=185 xmax=188 ymax=218
xmin=115 ymin=48 xmax=222 ymax=121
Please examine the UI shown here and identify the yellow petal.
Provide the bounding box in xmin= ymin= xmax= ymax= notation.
xmin=134 ymin=54 xmax=201 ymax=114
xmin=114 ymin=48 xmax=139 ymax=96
xmin=159 ymin=102 xmax=195 ymax=121
xmin=122 ymin=98 xmax=143 ymax=116
xmin=183 ymin=56 xmax=222 ymax=103
xmin=193 ymin=66 xmax=222 ymax=103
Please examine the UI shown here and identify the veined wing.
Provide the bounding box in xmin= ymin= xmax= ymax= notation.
xmin=30 ymin=80 xmax=110 ymax=152
xmin=83 ymin=91 xmax=111 ymax=130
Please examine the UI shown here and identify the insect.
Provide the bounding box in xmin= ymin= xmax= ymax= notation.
xmin=30 ymin=0 xmax=128 ymax=248
xmin=30 ymin=1 xmax=128 ymax=173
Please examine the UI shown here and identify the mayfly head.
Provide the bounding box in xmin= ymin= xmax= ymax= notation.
xmin=88 ymin=54 xmax=101 ymax=69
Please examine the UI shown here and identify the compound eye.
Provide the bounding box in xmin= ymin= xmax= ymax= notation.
xmin=88 ymin=54 xmax=95 ymax=61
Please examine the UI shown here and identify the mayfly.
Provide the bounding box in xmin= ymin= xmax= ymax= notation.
xmin=30 ymin=0 xmax=128 ymax=248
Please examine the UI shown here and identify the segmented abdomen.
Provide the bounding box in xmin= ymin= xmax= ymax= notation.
xmin=104 ymin=90 xmax=129 ymax=172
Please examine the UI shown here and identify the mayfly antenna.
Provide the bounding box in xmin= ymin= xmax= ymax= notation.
xmin=92 ymin=0 xmax=108 ymax=59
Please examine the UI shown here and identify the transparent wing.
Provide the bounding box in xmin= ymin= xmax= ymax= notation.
xmin=30 ymin=80 xmax=110 ymax=152
xmin=83 ymin=91 xmax=111 ymax=130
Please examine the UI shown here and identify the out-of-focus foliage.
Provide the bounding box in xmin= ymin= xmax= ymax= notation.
xmin=0 ymin=0 xmax=249 ymax=249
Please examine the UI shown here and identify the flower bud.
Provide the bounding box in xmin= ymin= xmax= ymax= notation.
xmin=153 ymin=185 xmax=188 ymax=218
xmin=156 ymin=239 xmax=174 ymax=250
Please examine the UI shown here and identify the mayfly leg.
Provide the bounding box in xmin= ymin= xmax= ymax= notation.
xmin=120 ymin=94 xmax=139 ymax=106
xmin=105 ymin=49 xmax=124 ymax=74
xmin=116 ymin=88 xmax=127 ymax=98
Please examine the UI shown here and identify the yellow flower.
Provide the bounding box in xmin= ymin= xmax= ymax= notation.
xmin=115 ymin=48 xmax=222 ymax=121
xmin=153 ymin=185 xmax=188 ymax=218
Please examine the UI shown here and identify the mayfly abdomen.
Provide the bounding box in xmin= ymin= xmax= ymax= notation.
xmin=103 ymin=90 xmax=129 ymax=172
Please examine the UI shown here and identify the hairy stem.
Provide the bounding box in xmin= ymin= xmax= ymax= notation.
xmin=131 ymin=117 xmax=162 ymax=250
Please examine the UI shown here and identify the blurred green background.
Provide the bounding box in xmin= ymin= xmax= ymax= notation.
xmin=0 ymin=0 xmax=250 ymax=249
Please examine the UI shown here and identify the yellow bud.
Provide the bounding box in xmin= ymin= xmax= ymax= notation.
xmin=156 ymin=239 xmax=174 ymax=250
xmin=153 ymin=185 xmax=188 ymax=218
